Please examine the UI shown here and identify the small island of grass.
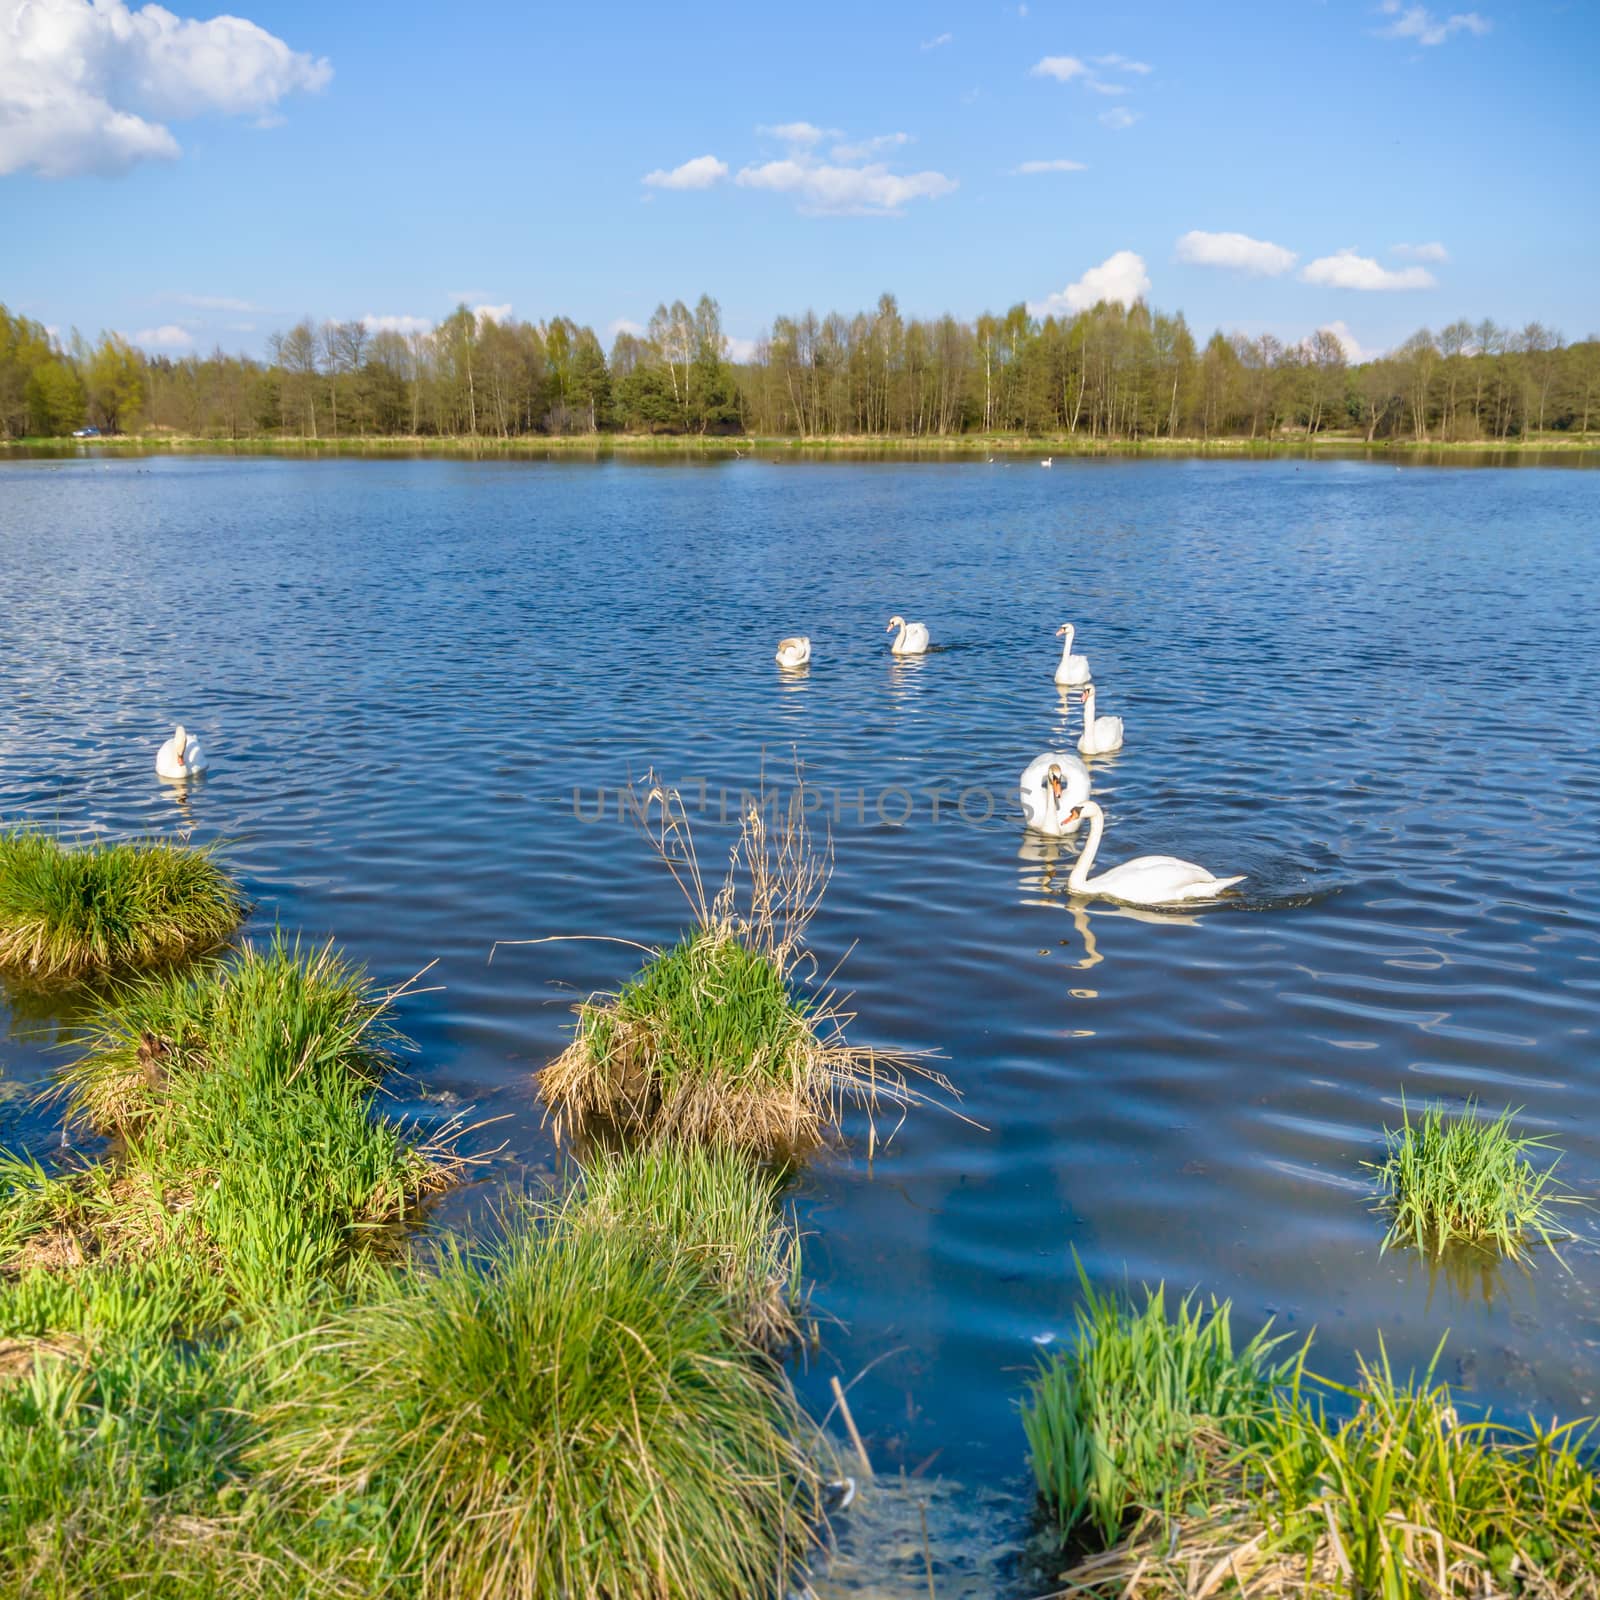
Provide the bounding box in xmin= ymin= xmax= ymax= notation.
xmin=0 ymin=830 xmax=245 ymax=985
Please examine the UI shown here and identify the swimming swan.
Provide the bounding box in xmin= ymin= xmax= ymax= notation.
xmin=156 ymin=724 xmax=207 ymax=780
xmin=1041 ymin=456 xmax=1053 ymax=468
xmin=1019 ymin=751 xmax=1091 ymax=836
xmin=887 ymin=615 xmax=930 ymax=655
xmin=1076 ymin=685 xmax=1124 ymax=756
xmin=1064 ymin=800 xmax=1244 ymax=906
xmin=775 ymin=636 xmax=812 ymax=668
xmin=1054 ymin=624 xmax=1090 ymax=686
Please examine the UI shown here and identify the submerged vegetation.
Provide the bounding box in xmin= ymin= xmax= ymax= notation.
xmin=0 ymin=829 xmax=244 ymax=983
xmin=1367 ymin=1099 xmax=1576 ymax=1264
xmin=1030 ymin=1284 xmax=1600 ymax=1599
xmin=539 ymin=781 xmax=948 ymax=1155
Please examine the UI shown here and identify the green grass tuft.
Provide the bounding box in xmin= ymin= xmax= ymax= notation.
xmin=11 ymin=935 xmax=458 ymax=1306
xmin=255 ymin=1200 xmax=824 ymax=1600
xmin=538 ymin=781 xmax=948 ymax=1155
xmin=579 ymin=1139 xmax=805 ymax=1350
xmin=1032 ymin=1281 xmax=1600 ymax=1597
xmin=1367 ymin=1098 xmax=1577 ymax=1263
xmin=0 ymin=830 xmax=245 ymax=984
xmin=1022 ymin=1269 xmax=1294 ymax=1546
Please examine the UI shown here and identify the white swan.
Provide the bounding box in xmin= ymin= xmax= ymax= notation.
xmin=1076 ymin=685 xmax=1124 ymax=756
xmin=1054 ymin=623 xmax=1091 ymax=686
xmin=1019 ymin=751 xmax=1091 ymax=836
xmin=156 ymin=724 xmax=207 ymax=780
xmin=886 ymin=615 xmax=930 ymax=655
xmin=775 ymin=636 xmax=811 ymax=668
xmin=1064 ymin=800 xmax=1244 ymax=906
xmin=1041 ymin=456 xmax=1053 ymax=468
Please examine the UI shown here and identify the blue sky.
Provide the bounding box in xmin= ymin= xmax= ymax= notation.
xmin=3 ymin=0 xmax=1594 ymax=363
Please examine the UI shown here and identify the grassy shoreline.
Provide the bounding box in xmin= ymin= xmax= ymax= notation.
xmin=4 ymin=430 xmax=1597 ymax=458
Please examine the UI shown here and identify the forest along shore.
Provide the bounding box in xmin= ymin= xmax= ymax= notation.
xmin=4 ymin=432 xmax=1597 ymax=458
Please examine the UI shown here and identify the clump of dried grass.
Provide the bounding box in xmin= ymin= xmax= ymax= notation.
xmin=536 ymin=777 xmax=952 ymax=1157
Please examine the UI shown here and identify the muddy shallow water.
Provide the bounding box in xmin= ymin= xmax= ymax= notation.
xmin=2 ymin=453 xmax=1598 ymax=1588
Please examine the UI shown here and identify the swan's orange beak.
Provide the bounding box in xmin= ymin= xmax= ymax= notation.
xmin=1063 ymin=807 xmax=1081 ymax=825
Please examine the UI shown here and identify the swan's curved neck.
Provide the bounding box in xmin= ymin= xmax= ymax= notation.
xmin=1067 ymin=806 xmax=1103 ymax=892
xmin=1082 ymin=687 xmax=1095 ymax=722
xmin=1058 ymin=627 xmax=1074 ymax=660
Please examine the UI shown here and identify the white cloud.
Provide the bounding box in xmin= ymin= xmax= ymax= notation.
xmin=832 ymin=131 xmax=911 ymax=160
xmin=1015 ymin=158 xmax=1087 ymax=174
xmin=724 ymin=334 xmax=758 ymax=362
xmin=920 ymin=31 xmax=952 ymax=49
xmin=167 ymin=293 xmax=264 ymax=312
xmin=1099 ymin=107 xmax=1140 ymax=130
xmin=1301 ymin=249 xmax=1436 ymax=290
xmin=608 ymin=318 xmax=646 ymax=339
xmin=642 ymin=154 xmax=728 ymax=190
xmin=447 ymin=287 xmax=497 ymax=303
xmin=735 ymin=158 xmax=956 ymax=216
xmin=0 ymin=0 xmax=330 ymax=178
xmin=1030 ymin=55 xmax=1089 ymax=82
xmin=1176 ymin=229 xmax=1297 ymax=275
xmin=1319 ymin=321 xmax=1367 ymax=362
xmin=1393 ymin=240 xmax=1449 ymax=262
xmin=1376 ymin=2 xmax=1491 ymax=45
xmin=1084 ymin=79 xmax=1128 ymax=95
xmin=473 ymin=304 xmax=512 ymax=326
xmin=362 ymin=314 xmax=432 ymax=336
xmin=1028 ymin=250 xmax=1151 ymax=317
xmin=756 ymin=121 xmax=839 ymax=147
xmin=1093 ymin=53 xmax=1151 ymax=74
xmin=132 ymin=323 xmax=194 ymax=350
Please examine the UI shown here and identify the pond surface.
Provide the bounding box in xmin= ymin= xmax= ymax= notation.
xmin=2 ymin=454 xmax=1598 ymax=1590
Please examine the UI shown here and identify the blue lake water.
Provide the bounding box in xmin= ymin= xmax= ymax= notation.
xmin=2 ymin=452 xmax=1598 ymax=1592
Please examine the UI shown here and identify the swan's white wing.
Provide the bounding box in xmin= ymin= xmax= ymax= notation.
xmin=1094 ymin=856 xmax=1241 ymax=905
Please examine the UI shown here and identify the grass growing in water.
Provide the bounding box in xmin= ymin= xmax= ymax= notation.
xmin=1367 ymin=1098 xmax=1576 ymax=1264
xmin=538 ymin=779 xmax=950 ymax=1154
xmin=9 ymin=935 xmax=459 ymax=1303
xmin=1022 ymin=1270 xmax=1294 ymax=1546
xmin=579 ymin=1140 xmax=805 ymax=1350
xmin=256 ymin=1199 xmax=824 ymax=1600
xmin=0 ymin=829 xmax=244 ymax=983
xmin=1030 ymin=1281 xmax=1600 ymax=1598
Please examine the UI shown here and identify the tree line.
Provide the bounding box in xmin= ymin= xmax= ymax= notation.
xmin=3 ymin=292 xmax=1596 ymax=444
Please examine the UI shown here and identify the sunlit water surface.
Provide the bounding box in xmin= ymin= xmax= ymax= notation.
xmin=2 ymin=454 xmax=1598 ymax=1593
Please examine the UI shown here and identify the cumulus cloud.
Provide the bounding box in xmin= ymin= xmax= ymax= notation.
xmin=920 ymin=31 xmax=952 ymax=49
xmin=362 ymin=314 xmax=432 ymax=336
xmin=642 ymin=154 xmax=728 ymax=190
xmin=1302 ymin=249 xmax=1436 ymax=290
xmin=1099 ymin=107 xmax=1140 ymax=130
xmin=1319 ymin=321 xmax=1366 ymax=362
xmin=131 ymin=323 xmax=194 ymax=350
xmin=1 ymin=0 xmax=330 ymax=178
xmin=1015 ymin=158 xmax=1087 ymax=174
xmin=608 ymin=318 xmax=646 ymax=339
xmin=1376 ymin=2 xmax=1490 ymax=45
xmin=756 ymin=121 xmax=839 ymax=146
xmin=1393 ymin=240 xmax=1449 ymax=262
xmin=1030 ymin=55 xmax=1089 ymax=82
xmin=724 ymin=334 xmax=758 ymax=363
xmin=832 ymin=131 xmax=911 ymax=160
xmin=1028 ymin=250 xmax=1151 ymax=317
xmin=735 ymin=157 xmax=955 ymax=216
xmin=1176 ymin=230 xmax=1297 ymax=275
xmin=473 ymin=304 xmax=512 ymax=326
